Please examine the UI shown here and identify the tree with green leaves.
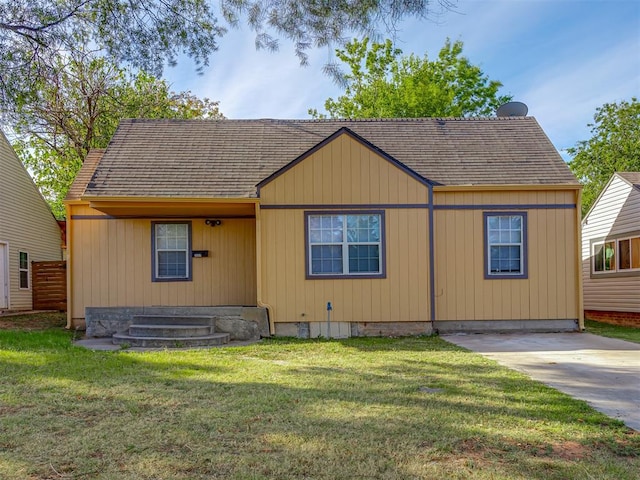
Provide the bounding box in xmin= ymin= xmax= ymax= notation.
xmin=310 ymin=37 xmax=511 ymax=119
xmin=568 ymin=98 xmax=640 ymax=216
xmin=9 ymin=52 xmax=223 ymax=218
xmin=0 ymin=0 xmax=222 ymax=108
xmin=0 ymin=0 xmax=453 ymax=109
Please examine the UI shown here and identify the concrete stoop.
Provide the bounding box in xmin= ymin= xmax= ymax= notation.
xmin=112 ymin=315 xmax=230 ymax=348
xmin=85 ymin=306 xmax=269 ymax=342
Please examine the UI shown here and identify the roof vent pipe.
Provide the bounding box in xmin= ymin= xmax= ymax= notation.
xmin=496 ymin=101 xmax=528 ymax=117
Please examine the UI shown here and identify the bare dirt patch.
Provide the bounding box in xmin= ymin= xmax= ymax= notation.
xmin=0 ymin=312 xmax=66 ymax=330
xmin=552 ymin=441 xmax=589 ymax=461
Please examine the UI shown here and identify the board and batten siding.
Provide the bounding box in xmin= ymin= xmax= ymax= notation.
xmin=582 ymin=174 xmax=640 ymax=312
xmin=67 ymin=204 xmax=257 ymax=324
xmin=0 ymin=130 xmax=62 ymax=310
xmin=433 ymin=189 xmax=580 ymax=322
xmin=258 ymin=132 xmax=431 ymax=326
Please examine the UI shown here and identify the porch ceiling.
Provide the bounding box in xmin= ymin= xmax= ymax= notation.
xmin=88 ymin=200 xmax=257 ymax=218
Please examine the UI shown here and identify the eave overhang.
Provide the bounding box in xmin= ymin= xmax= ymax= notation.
xmin=81 ymin=196 xmax=259 ymax=218
xmin=433 ymin=184 xmax=582 ymax=192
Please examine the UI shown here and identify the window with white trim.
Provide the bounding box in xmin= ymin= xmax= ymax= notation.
xmin=485 ymin=213 xmax=527 ymax=278
xmin=593 ymin=235 xmax=640 ymax=274
xmin=619 ymin=236 xmax=640 ymax=271
xmin=593 ymin=240 xmax=616 ymax=273
xmin=152 ymin=222 xmax=191 ymax=281
xmin=307 ymin=213 xmax=384 ymax=278
xmin=19 ymin=251 xmax=29 ymax=289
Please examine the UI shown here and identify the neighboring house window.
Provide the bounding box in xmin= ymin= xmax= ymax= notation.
xmin=306 ymin=212 xmax=385 ymax=278
xmin=484 ymin=213 xmax=527 ymax=279
xmin=19 ymin=251 xmax=29 ymax=289
xmin=152 ymin=222 xmax=192 ymax=281
xmin=593 ymin=235 xmax=640 ymax=274
xmin=618 ymin=236 xmax=640 ymax=271
xmin=593 ymin=241 xmax=616 ymax=273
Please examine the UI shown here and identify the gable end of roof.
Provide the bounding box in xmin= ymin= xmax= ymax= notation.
xmin=256 ymin=126 xmax=435 ymax=196
xmin=616 ymin=172 xmax=640 ymax=191
xmin=582 ymin=172 xmax=640 ymax=223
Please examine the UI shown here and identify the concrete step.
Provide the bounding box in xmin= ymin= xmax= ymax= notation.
xmin=112 ymin=332 xmax=230 ymax=348
xmin=128 ymin=324 xmax=213 ymax=338
xmin=132 ymin=315 xmax=213 ymax=326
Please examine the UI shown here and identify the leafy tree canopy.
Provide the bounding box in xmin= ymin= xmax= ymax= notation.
xmin=568 ymin=98 xmax=640 ymax=216
xmin=0 ymin=0 xmax=222 ymax=110
xmin=310 ymin=37 xmax=511 ymax=119
xmin=0 ymin=0 xmax=451 ymax=106
xmin=10 ymin=52 xmax=223 ymax=218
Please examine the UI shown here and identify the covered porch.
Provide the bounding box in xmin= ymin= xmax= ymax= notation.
xmin=66 ymin=197 xmax=263 ymax=336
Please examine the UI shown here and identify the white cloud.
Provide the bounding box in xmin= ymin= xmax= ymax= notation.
xmin=162 ymin=0 xmax=639 ymax=153
xmin=523 ymin=38 xmax=640 ymax=150
xmin=166 ymin=27 xmax=342 ymax=119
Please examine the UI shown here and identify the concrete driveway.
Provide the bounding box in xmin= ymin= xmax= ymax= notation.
xmin=443 ymin=332 xmax=640 ymax=431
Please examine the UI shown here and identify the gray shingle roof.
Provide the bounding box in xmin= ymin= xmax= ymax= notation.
xmin=66 ymin=149 xmax=104 ymax=200
xmin=80 ymin=117 xmax=578 ymax=199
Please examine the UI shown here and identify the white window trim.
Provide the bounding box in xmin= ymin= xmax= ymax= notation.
xmin=18 ymin=251 xmax=30 ymax=290
xmin=592 ymin=240 xmax=617 ymax=274
xmin=306 ymin=212 xmax=384 ymax=278
xmin=611 ymin=235 xmax=640 ymax=272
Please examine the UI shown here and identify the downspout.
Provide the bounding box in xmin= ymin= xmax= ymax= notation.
xmin=576 ymin=188 xmax=585 ymax=331
xmin=428 ymin=184 xmax=436 ymax=333
xmin=254 ymin=203 xmax=275 ymax=335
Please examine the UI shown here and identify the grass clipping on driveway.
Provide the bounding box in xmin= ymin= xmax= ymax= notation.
xmin=0 ymin=321 xmax=638 ymax=479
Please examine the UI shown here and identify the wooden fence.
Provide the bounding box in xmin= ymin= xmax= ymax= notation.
xmin=32 ymin=261 xmax=67 ymax=311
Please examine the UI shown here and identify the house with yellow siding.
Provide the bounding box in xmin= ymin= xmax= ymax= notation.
xmin=65 ymin=117 xmax=583 ymax=342
xmin=0 ymin=130 xmax=63 ymax=311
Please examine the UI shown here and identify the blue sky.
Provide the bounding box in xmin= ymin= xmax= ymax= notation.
xmin=165 ymin=0 xmax=640 ymax=158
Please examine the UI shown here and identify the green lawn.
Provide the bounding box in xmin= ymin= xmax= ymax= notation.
xmin=585 ymin=319 xmax=640 ymax=344
xmin=0 ymin=316 xmax=638 ymax=479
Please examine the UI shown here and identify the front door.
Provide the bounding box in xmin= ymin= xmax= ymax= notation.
xmin=0 ymin=242 xmax=8 ymax=309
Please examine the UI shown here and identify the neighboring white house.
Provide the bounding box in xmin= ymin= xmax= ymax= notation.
xmin=0 ymin=130 xmax=62 ymax=311
xmin=582 ymin=172 xmax=640 ymax=325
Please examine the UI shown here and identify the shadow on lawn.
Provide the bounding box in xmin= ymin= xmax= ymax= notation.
xmin=266 ymin=334 xmax=461 ymax=352
xmin=0 ymin=331 xmax=626 ymax=428
xmin=1 ymin=332 xmax=638 ymax=479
